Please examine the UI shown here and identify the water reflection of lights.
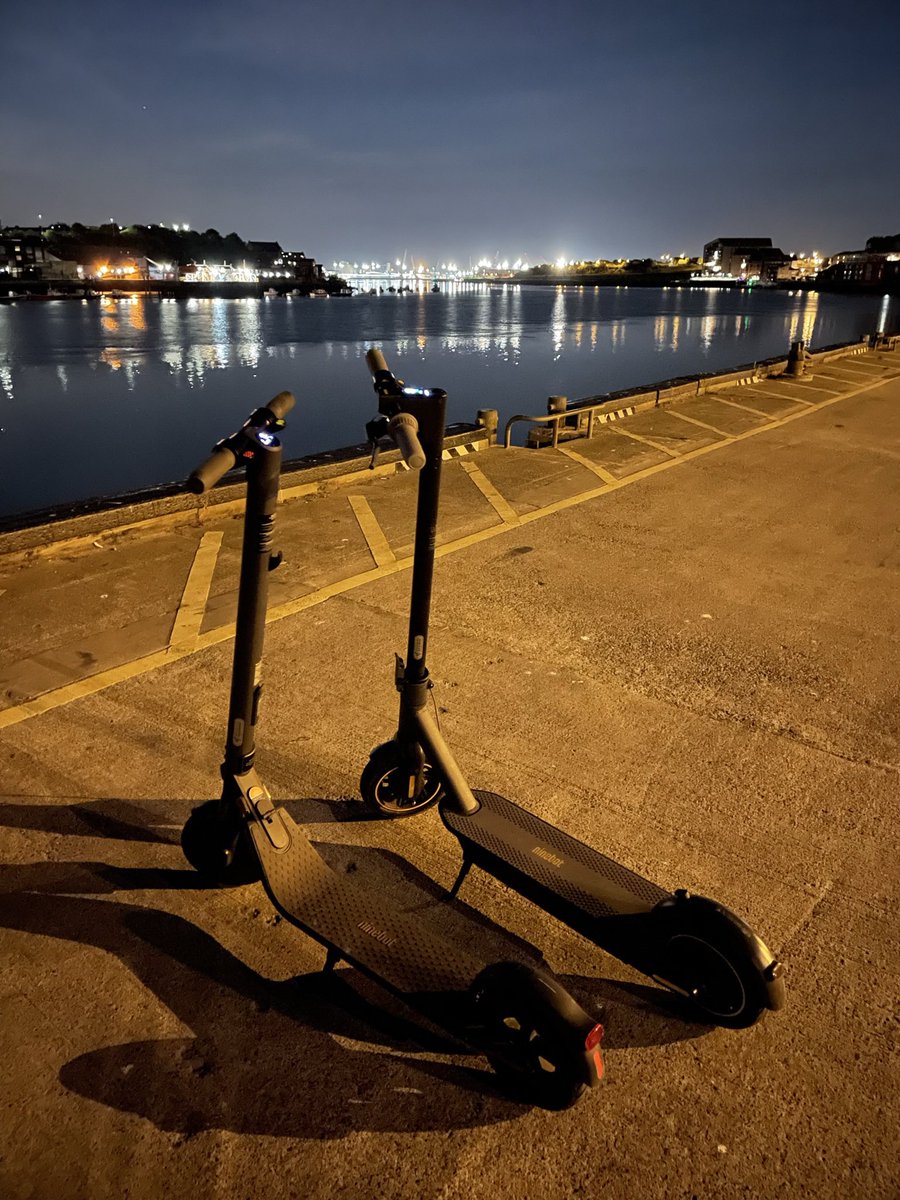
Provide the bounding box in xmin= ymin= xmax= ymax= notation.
xmin=56 ymin=365 xmax=68 ymax=392
xmin=551 ymin=289 xmax=566 ymax=360
xmin=0 ymin=362 xmax=13 ymax=400
xmin=877 ymin=293 xmax=892 ymax=334
xmin=787 ymin=292 xmax=819 ymax=346
xmin=235 ymin=299 xmax=262 ymax=369
xmin=98 ymin=347 xmax=139 ymax=389
xmin=700 ymin=316 xmax=718 ymax=348
xmin=126 ymin=297 xmax=147 ymax=332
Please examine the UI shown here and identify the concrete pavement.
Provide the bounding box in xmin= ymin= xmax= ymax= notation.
xmin=0 ymin=346 xmax=898 ymax=1200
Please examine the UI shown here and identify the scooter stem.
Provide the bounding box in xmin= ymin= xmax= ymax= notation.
xmin=224 ymin=435 xmax=283 ymax=777
xmin=402 ymin=389 xmax=447 ymax=682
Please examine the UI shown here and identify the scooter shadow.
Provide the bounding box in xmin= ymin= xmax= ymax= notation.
xmin=0 ymin=863 xmax=527 ymax=1138
xmin=0 ymin=794 xmax=183 ymax=844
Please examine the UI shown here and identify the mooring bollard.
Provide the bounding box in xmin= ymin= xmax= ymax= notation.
xmin=476 ymin=408 xmax=499 ymax=445
xmin=785 ymin=340 xmax=806 ymax=377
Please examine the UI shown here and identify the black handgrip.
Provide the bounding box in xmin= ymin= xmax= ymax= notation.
xmin=366 ymin=347 xmax=390 ymax=376
xmin=389 ymin=412 xmax=426 ymax=470
xmin=266 ymin=390 xmax=295 ymax=420
xmin=187 ymin=445 xmax=238 ymax=494
xmin=187 ymin=391 xmax=295 ymax=494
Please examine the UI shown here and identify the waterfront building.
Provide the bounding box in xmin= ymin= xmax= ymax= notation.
xmin=702 ymin=237 xmax=789 ymax=282
xmin=0 ymin=234 xmax=80 ymax=280
xmin=819 ymin=249 xmax=900 ymax=291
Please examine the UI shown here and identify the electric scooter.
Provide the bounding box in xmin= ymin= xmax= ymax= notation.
xmin=359 ymin=350 xmax=786 ymax=1030
xmin=179 ymin=392 xmax=605 ymax=1109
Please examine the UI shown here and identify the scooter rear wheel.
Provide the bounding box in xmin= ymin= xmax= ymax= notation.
xmin=181 ymin=800 xmax=261 ymax=885
xmin=471 ymin=963 xmax=590 ymax=1110
xmin=658 ymin=931 xmax=769 ymax=1029
xmin=359 ymin=742 xmax=445 ymax=818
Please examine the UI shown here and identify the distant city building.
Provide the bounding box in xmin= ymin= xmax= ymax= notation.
xmin=247 ymin=241 xmax=284 ymax=269
xmin=819 ymin=249 xmax=900 ymax=290
xmin=702 ymin=237 xmax=789 ymax=281
xmin=279 ymin=250 xmax=320 ymax=285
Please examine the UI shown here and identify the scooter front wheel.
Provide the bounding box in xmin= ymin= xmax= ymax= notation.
xmin=181 ymin=800 xmax=261 ymax=885
xmin=359 ymin=742 xmax=445 ymax=818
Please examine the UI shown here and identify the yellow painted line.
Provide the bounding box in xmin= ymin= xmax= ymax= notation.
xmin=0 ymin=369 xmax=890 ymax=731
xmin=606 ymin=423 xmax=681 ymax=458
xmin=0 ymin=643 xmax=198 ymax=730
xmin=459 ymin=460 xmax=520 ymax=525
xmin=742 ymin=384 xmax=816 ymax=407
xmin=348 ymin=495 xmax=396 ymax=566
xmin=705 ymin=394 xmax=773 ymax=420
xmin=815 ymin=368 xmax=883 ymax=384
xmin=793 ymin=378 xmax=853 ymax=392
xmin=168 ymin=531 xmax=224 ymax=649
xmin=665 ymin=409 xmax=735 ymax=439
xmin=556 ymin=445 xmax=618 ymax=484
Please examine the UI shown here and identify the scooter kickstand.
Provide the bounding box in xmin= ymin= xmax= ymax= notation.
xmin=447 ymin=857 xmax=472 ymax=901
xmin=323 ymin=946 xmax=342 ymax=973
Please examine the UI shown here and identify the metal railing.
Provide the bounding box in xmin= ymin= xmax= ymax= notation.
xmin=503 ymin=332 xmax=890 ymax=450
xmin=503 ymin=398 xmax=636 ymax=449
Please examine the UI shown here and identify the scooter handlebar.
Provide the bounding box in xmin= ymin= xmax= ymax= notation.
xmin=389 ymin=412 xmax=426 ymax=470
xmin=266 ymin=390 xmax=296 ymax=420
xmin=187 ymin=390 xmax=296 ymax=494
xmin=366 ymin=347 xmax=390 ymax=376
xmin=187 ymin=445 xmax=238 ymax=494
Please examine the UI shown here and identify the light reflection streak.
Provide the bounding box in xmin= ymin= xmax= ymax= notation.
xmin=551 ymin=289 xmax=566 ymax=360
xmin=0 ymin=362 xmax=13 ymax=400
xmin=877 ymin=294 xmax=892 ymax=334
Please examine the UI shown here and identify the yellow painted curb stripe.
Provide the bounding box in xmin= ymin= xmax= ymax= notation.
xmin=168 ymin=531 xmax=224 ymax=649
xmin=459 ymin=460 xmax=520 ymax=525
xmin=556 ymin=445 xmax=618 ymax=484
xmin=0 ymin=368 xmax=891 ymax=731
xmin=348 ymin=495 xmax=396 ymax=567
xmin=606 ymin=423 xmax=681 ymax=457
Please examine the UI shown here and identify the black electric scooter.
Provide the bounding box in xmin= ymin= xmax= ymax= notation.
xmin=359 ymin=350 xmax=786 ymax=1030
xmin=179 ymin=392 xmax=605 ymax=1109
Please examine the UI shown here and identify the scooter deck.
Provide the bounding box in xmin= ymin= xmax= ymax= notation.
xmin=247 ymin=801 xmax=488 ymax=998
xmin=441 ymin=790 xmax=670 ymax=936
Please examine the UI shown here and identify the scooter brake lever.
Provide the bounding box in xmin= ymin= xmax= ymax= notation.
xmin=366 ymin=415 xmax=391 ymax=470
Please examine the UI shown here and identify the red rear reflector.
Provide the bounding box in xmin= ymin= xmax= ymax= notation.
xmin=585 ymin=1023 xmax=604 ymax=1051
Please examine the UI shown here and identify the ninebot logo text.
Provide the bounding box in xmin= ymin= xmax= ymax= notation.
xmin=532 ymin=845 xmax=564 ymax=868
xmin=358 ymin=921 xmax=396 ymax=947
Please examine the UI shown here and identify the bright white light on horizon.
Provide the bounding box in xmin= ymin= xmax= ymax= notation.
xmin=555 ymin=256 xmax=567 ymax=269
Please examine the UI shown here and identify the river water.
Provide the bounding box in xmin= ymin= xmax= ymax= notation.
xmin=0 ymin=285 xmax=893 ymax=519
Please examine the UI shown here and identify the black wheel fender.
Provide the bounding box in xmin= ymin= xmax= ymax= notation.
xmin=470 ymin=961 xmax=604 ymax=1087
xmin=654 ymin=891 xmax=786 ymax=1013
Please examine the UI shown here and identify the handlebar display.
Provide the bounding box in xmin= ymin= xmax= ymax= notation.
xmin=187 ymin=391 xmax=296 ymax=494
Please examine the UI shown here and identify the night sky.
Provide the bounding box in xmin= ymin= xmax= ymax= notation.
xmin=4 ymin=0 xmax=899 ymax=264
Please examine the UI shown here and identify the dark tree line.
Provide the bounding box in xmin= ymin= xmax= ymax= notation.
xmin=41 ymin=223 xmax=254 ymax=266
